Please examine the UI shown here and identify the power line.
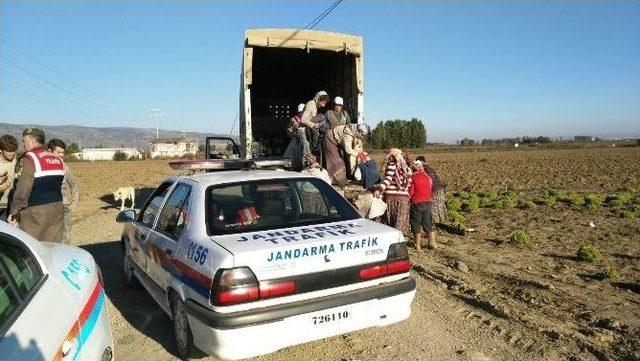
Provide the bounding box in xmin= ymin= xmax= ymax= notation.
xmin=0 ymin=54 xmax=132 ymax=120
xmin=2 ymin=82 xmax=130 ymax=122
xmin=304 ymin=0 xmax=344 ymax=30
xmin=1 ymin=69 xmax=131 ymax=121
xmin=0 ymin=39 xmax=134 ymax=119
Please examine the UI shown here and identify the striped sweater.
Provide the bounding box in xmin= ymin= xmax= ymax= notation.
xmin=378 ymin=159 xmax=412 ymax=197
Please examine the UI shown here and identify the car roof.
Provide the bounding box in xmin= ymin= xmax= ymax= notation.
xmin=177 ymin=169 xmax=311 ymax=187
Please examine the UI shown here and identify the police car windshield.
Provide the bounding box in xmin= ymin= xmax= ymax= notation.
xmin=206 ymin=178 xmax=360 ymax=236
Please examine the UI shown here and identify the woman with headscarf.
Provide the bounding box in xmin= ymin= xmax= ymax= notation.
xmin=374 ymin=148 xmax=413 ymax=234
xmin=322 ymin=101 xmax=349 ymax=185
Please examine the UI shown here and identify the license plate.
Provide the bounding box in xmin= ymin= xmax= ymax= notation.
xmin=312 ymin=310 xmax=350 ymax=325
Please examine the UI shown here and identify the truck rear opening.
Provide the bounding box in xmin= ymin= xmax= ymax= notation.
xmin=240 ymin=29 xmax=364 ymax=158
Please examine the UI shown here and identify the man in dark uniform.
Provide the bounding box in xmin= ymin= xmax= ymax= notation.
xmin=8 ymin=128 xmax=65 ymax=242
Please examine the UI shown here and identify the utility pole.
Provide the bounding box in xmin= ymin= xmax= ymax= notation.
xmin=149 ymin=108 xmax=163 ymax=139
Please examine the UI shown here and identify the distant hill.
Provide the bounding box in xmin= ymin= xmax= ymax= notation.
xmin=0 ymin=123 xmax=232 ymax=149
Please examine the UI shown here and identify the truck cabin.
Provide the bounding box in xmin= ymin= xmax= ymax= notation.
xmin=240 ymin=29 xmax=364 ymax=158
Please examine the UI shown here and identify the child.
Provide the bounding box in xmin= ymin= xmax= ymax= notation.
xmin=408 ymin=160 xmax=436 ymax=251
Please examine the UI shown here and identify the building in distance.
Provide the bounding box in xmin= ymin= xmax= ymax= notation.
xmin=72 ymin=147 xmax=142 ymax=161
xmin=149 ymin=136 xmax=198 ymax=158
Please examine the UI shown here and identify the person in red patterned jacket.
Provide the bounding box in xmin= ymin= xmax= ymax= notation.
xmin=8 ymin=128 xmax=65 ymax=242
xmin=408 ymin=159 xmax=436 ymax=251
xmin=374 ymin=148 xmax=412 ymax=234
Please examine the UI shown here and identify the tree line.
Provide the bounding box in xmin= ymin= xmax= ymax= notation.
xmin=458 ymin=136 xmax=554 ymax=146
xmin=369 ymin=118 xmax=427 ymax=149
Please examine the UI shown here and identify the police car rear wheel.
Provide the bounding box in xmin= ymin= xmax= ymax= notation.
xmin=172 ymin=298 xmax=199 ymax=360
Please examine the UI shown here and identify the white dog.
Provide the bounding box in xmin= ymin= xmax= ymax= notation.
xmin=113 ymin=187 xmax=135 ymax=211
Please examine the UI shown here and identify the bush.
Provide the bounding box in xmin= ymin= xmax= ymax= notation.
xmin=605 ymin=193 xmax=631 ymax=207
xmin=510 ymin=230 xmax=532 ymax=246
xmin=448 ymin=210 xmax=466 ymax=224
xmin=480 ymin=197 xmax=498 ymax=208
xmin=446 ymin=198 xmax=462 ymax=212
xmin=460 ymin=197 xmax=480 ymax=213
xmin=454 ymin=190 xmax=471 ymax=199
xmin=569 ymin=195 xmax=586 ymax=209
xmin=501 ymin=188 xmax=517 ymax=198
xmin=599 ymin=268 xmax=620 ymax=281
xmin=585 ymin=203 xmax=600 ymax=213
xmin=585 ymin=194 xmax=604 ymax=207
xmin=495 ymin=196 xmax=516 ymax=209
xmin=517 ymin=199 xmax=536 ymax=210
xmin=478 ymin=189 xmax=499 ymax=199
xmin=534 ymin=195 xmax=557 ymax=206
xmin=113 ymin=151 xmax=128 ymax=161
xmin=539 ymin=187 xmax=558 ymax=197
xmin=577 ymin=244 xmax=601 ymax=263
xmin=556 ymin=191 xmax=573 ymax=204
xmin=619 ymin=210 xmax=635 ymax=219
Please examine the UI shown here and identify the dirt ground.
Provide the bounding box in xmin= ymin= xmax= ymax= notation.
xmin=67 ymin=146 xmax=640 ymax=361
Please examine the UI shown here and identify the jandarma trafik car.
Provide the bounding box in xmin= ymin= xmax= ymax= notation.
xmin=0 ymin=222 xmax=114 ymax=361
xmin=117 ymin=161 xmax=416 ymax=360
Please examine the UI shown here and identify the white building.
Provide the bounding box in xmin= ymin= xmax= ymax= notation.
xmin=73 ymin=147 xmax=141 ymax=161
xmin=149 ymin=137 xmax=198 ymax=158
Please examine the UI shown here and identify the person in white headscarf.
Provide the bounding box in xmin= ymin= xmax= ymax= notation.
xmin=326 ymin=96 xmax=351 ymax=129
xmin=300 ymin=91 xmax=330 ymax=129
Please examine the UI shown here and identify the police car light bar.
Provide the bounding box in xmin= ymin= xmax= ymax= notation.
xmin=168 ymin=158 xmax=291 ymax=172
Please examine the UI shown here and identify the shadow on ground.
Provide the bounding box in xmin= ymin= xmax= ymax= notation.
xmin=99 ymin=188 xmax=156 ymax=210
xmin=81 ymin=241 xmax=180 ymax=358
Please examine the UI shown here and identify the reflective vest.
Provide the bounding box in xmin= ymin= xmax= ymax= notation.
xmin=24 ymin=147 xmax=64 ymax=206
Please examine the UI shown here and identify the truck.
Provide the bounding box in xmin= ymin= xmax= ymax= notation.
xmin=237 ymin=29 xmax=364 ymax=159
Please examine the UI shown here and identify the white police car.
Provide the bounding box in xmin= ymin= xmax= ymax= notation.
xmin=0 ymin=222 xmax=113 ymax=361
xmin=117 ymin=161 xmax=416 ymax=360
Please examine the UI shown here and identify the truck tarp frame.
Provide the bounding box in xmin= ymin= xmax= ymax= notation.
xmin=242 ymin=29 xmax=363 ymax=92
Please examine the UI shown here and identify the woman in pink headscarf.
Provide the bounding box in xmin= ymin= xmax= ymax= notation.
xmin=374 ymin=148 xmax=412 ymax=234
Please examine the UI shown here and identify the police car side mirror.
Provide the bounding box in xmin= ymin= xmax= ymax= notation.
xmin=116 ymin=209 xmax=136 ymax=223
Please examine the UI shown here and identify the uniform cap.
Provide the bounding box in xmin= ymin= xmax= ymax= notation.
xmin=22 ymin=127 xmax=45 ymax=139
xmin=334 ymin=96 xmax=344 ymax=106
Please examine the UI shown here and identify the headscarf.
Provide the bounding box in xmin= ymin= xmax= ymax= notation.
xmin=388 ymin=148 xmax=412 ymax=191
xmin=314 ymin=90 xmax=328 ymax=102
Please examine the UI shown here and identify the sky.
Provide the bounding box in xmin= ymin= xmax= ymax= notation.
xmin=1 ymin=1 xmax=639 ymax=143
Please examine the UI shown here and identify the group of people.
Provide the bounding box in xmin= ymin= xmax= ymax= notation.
xmin=375 ymin=149 xmax=445 ymax=251
xmin=286 ymin=91 xmax=445 ymax=251
xmin=0 ymin=128 xmax=79 ymax=243
xmin=285 ymin=90 xmax=371 ymax=186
